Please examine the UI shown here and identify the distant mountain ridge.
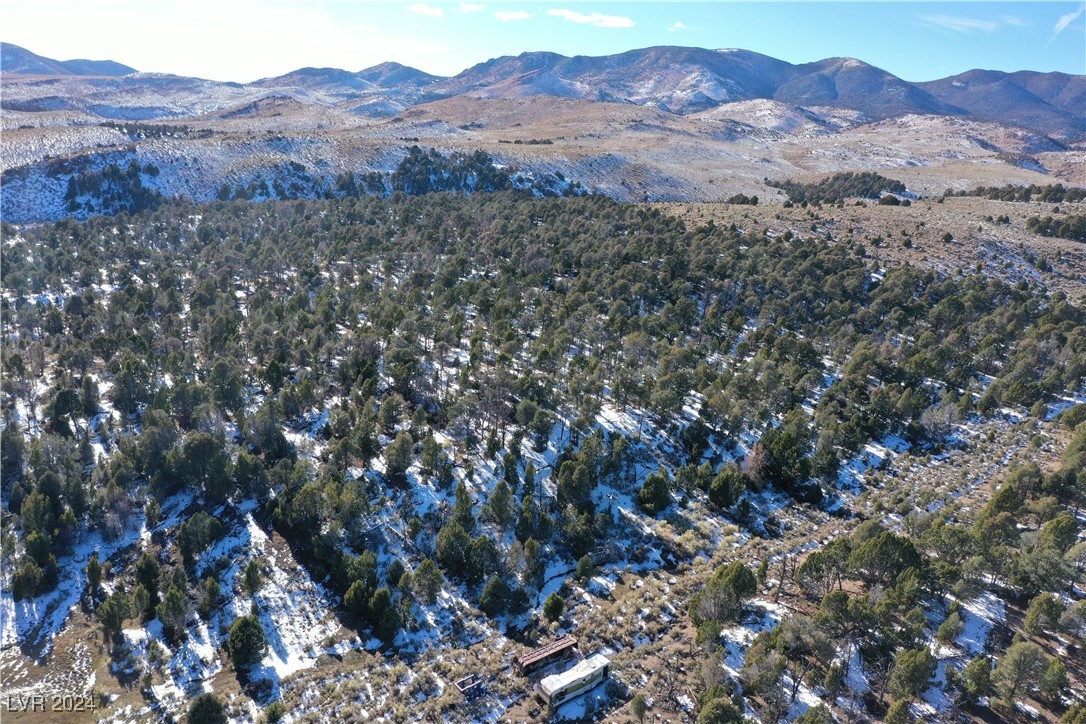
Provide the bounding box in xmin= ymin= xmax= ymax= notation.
xmin=2 ymin=41 xmax=1083 ymax=139
xmin=916 ymin=69 xmax=1086 ymax=139
xmin=356 ymin=61 xmax=441 ymax=88
xmin=269 ymin=45 xmax=1084 ymax=137
xmin=251 ymin=67 xmax=378 ymax=92
xmin=253 ymin=62 xmax=441 ymax=91
xmin=432 ymin=46 xmax=1081 ymax=136
xmin=1 ymin=42 xmax=136 ymax=76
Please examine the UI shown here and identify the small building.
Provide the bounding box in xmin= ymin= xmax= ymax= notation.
xmin=513 ymin=635 xmax=577 ymax=676
xmin=454 ymin=672 xmax=485 ymax=701
xmin=535 ymin=654 xmax=611 ymax=707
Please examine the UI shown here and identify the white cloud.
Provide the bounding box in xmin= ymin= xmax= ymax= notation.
xmin=668 ymin=21 xmax=686 ymax=32
xmin=407 ymin=3 xmax=444 ymax=18
xmin=922 ymin=14 xmax=997 ymax=34
xmin=546 ymin=8 xmax=634 ymax=28
xmin=459 ymin=2 xmax=484 ymax=12
xmin=1000 ymin=15 xmax=1029 ymax=28
xmin=1054 ymin=4 xmax=1085 ymax=34
xmin=494 ymin=10 xmax=533 ymax=21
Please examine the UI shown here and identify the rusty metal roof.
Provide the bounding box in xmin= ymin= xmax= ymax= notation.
xmin=514 ymin=635 xmax=577 ymax=668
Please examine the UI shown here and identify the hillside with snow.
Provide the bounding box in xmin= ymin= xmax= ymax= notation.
xmin=2 ymin=189 xmax=1085 ymax=723
xmin=2 ymin=37 xmax=1086 ymax=724
xmin=2 ymin=42 xmax=1083 ymax=226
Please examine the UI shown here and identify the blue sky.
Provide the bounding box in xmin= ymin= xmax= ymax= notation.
xmin=4 ymin=1 xmax=1084 ymax=83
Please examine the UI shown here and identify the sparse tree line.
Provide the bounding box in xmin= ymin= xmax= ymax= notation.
xmin=946 ymin=183 xmax=1086 ymax=204
xmin=1025 ymin=214 xmax=1086 ymax=242
xmin=216 ymin=146 xmax=584 ymax=204
xmin=51 ymin=146 xmax=583 ymax=221
xmin=766 ymin=171 xmax=907 ymax=204
xmin=686 ymin=408 xmax=1086 ymax=723
xmin=100 ymin=121 xmax=194 ymax=140
xmin=61 ymin=159 xmax=163 ymax=215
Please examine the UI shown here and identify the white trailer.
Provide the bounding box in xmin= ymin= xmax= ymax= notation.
xmin=535 ymin=654 xmax=611 ymax=707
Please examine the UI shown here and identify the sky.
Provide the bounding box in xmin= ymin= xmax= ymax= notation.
xmin=3 ymin=1 xmax=1084 ymax=83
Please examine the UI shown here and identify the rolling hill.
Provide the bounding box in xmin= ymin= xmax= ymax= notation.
xmin=1 ymin=41 xmax=136 ymax=76
xmin=917 ymin=69 xmax=1086 ymax=139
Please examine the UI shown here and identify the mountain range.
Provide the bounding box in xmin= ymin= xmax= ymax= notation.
xmin=2 ymin=41 xmax=1083 ymax=224
xmin=3 ymin=41 xmax=1083 ymax=138
xmin=1 ymin=42 xmax=136 ymax=77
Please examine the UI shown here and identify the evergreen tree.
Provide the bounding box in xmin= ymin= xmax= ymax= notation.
xmin=960 ymin=655 xmax=992 ymax=704
xmin=412 ymin=558 xmax=444 ymax=605
xmin=97 ymin=589 xmax=131 ymax=646
xmin=187 ymin=693 xmax=228 ymax=724
xmin=384 ymin=431 xmax=414 ymax=483
xmin=480 ymin=575 xmax=511 ymax=616
xmin=884 ymin=700 xmax=913 ymax=724
xmin=453 ymin=481 xmax=476 ymax=533
xmin=690 ymin=562 xmax=757 ymax=625
xmin=135 ymin=552 xmax=162 ymax=614
xmin=888 ymin=647 xmax=937 ymax=700
xmin=244 ymin=559 xmax=263 ymax=595
xmin=226 ymin=614 xmax=267 ymax=668
xmin=638 ymin=470 xmax=671 ymax=515
xmin=435 ymin=522 xmax=471 ymax=578
xmin=199 ymin=577 xmax=221 ymax=617
xmin=86 ymin=552 xmax=102 ymax=596
xmin=157 ymin=585 xmax=190 ymax=643
xmin=543 ymin=592 xmax=564 ymax=622
xmin=369 ymin=588 xmax=401 ymax=642
xmin=995 ymin=641 xmax=1047 ymax=702
xmin=576 ymin=554 xmax=596 ymax=581
xmin=489 ymin=479 xmax=514 ymax=529
xmin=709 ymin=464 xmax=746 ymax=509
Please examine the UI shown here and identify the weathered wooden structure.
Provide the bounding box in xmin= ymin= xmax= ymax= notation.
xmin=454 ymin=672 xmax=485 ymax=701
xmin=513 ymin=635 xmax=578 ymax=676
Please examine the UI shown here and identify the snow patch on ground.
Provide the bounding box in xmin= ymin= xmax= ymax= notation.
xmin=956 ymin=590 xmax=1004 ymax=656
